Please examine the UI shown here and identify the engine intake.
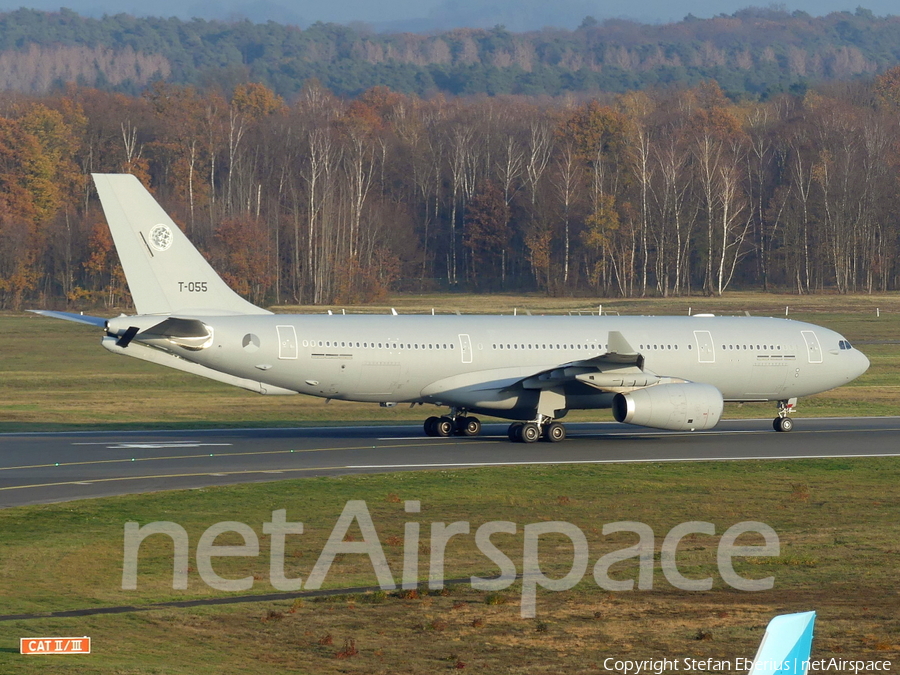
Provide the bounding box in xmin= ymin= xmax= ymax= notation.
xmin=612 ymin=382 xmax=723 ymax=431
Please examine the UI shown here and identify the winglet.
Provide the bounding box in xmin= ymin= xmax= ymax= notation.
xmin=603 ymin=330 xmax=644 ymax=367
xmin=748 ymin=611 xmax=816 ymax=675
xmin=607 ymin=331 xmax=638 ymax=356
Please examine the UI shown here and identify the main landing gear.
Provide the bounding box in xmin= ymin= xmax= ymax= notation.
xmin=423 ymin=411 xmax=567 ymax=443
xmin=773 ymin=398 xmax=797 ymax=432
xmin=424 ymin=414 xmax=482 ymax=437
xmin=507 ymin=419 xmax=566 ymax=443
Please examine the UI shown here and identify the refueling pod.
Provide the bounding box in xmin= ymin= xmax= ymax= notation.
xmin=612 ymin=382 xmax=724 ymax=431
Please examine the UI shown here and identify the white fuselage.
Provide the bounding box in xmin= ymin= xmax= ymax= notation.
xmin=137 ymin=314 xmax=867 ymax=421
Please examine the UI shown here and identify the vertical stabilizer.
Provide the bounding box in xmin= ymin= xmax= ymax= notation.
xmin=92 ymin=173 xmax=270 ymax=316
xmin=748 ymin=611 xmax=816 ymax=675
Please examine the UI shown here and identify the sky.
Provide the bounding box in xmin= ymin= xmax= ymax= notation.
xmin=0 ymin=0 xmax=897 ymax=31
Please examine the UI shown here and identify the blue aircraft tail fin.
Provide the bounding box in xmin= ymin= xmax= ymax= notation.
xmin=748 ymin=611 xmax=816 ymax=675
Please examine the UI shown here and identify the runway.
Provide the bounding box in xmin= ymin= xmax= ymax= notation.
xmin=2 ymin=417 xmax=900 ymax=508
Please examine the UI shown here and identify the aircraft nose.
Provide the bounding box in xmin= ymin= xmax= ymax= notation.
xmin=853 ymin=349 xmax=870 ymax=379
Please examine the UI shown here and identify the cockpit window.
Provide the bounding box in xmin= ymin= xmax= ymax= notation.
xmin=838 ymin=340 xmax=853 ymax=350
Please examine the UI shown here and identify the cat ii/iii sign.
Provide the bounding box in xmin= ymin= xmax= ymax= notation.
xmin=20 ymin=637 xmax=91 ymax=654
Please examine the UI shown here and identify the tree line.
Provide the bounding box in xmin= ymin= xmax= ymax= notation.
xmin=2 ymin=74 xmax=900 ymax=310
xmin=3 ymin=8 xmax=900 ymax=99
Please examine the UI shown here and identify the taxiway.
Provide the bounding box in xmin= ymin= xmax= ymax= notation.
xmin=2 ymin=417 xmax=899 ymax=507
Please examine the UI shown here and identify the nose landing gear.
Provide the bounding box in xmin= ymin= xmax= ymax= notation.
xmin=773 ymin=398 xmax=797 ymax=432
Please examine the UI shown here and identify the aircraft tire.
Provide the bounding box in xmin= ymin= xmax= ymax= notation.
xmin=435 ymin=417 xmax=454 ymax=437
xmin=520 ymin=423 xmax=540 ymax=443
xmin=424 ymin=416 xmax=440 ymax=436
xmin=543 ymin=422 xmax=566 ymax=442
xmin=774 ymin=416 xmax=794 ymax=433
xmin=508 ymin=423 xmax=524 ymax=442
xmin=458 ymin=416 xmax=481 ymax=436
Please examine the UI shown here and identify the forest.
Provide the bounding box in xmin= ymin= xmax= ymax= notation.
xmin=1 ymin=72 xmax=900 ymax=310
xmin=3 ymin=7 xmax=900 ymax=99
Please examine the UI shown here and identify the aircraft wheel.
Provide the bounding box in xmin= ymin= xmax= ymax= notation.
xmin=543 ymin=422 xmax=566 ymax=443
xmin=520 ymin=423 xmax=540 ymax=444
xmin=435 ymin=417 xmax=454 ymax=437
xmin=774 ymin=416 xmax=794 ymax=433
xmin=458 ymin=416 xmax=481 ymax=437
xmin=508 ymin=423 xmax=524 ymax=442
xmin=424 ymin=416 xmax=440 ymax=437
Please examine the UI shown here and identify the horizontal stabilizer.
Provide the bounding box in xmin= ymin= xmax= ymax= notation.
xmin=138 ymin=317 xmax=213 ymax=350
xmin=28 ymin=310 xmax=107 ymax=328
xmin=142 ymin=317 xmax=210 ymax=338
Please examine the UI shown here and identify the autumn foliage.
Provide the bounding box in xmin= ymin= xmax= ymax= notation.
xmin=2 ymin=76 xmax=900 ymax=311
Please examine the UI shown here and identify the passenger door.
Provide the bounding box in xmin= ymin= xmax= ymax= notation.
xmin=693 ymin=330 xmax=715 ymax=363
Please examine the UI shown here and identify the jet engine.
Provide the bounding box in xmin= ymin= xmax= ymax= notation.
xmin=612 ymin=382 xmax=723 ymax=431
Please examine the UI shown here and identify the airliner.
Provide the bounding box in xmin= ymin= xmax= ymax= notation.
xmin=33 ymin=175 xmax=869 ymax=443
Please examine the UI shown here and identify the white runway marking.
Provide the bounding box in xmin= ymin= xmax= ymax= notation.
xmin=348 ymin=452 xmax=900 ymax=470
xmin=73 ymin=442 xmax=233 ymax=449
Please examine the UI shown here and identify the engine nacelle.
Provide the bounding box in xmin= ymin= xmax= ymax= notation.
xmin=612 ymin=382 xmax=723 ymax=431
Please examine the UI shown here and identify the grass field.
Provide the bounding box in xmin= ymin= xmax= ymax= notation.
xmin=1 ymin=459 xmax=898 ymax=673
xmin=1 ymin=292 xmax=898 ymax=673
xmin=1 ymin=291 xmax=899 ymax=431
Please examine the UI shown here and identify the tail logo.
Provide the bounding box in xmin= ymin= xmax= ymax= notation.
xmin=149 ymin=224 xmax=173 ymax=251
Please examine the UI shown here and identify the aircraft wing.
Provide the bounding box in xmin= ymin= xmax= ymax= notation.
xmin=514 ymin=331 xmax=654 ymax=392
